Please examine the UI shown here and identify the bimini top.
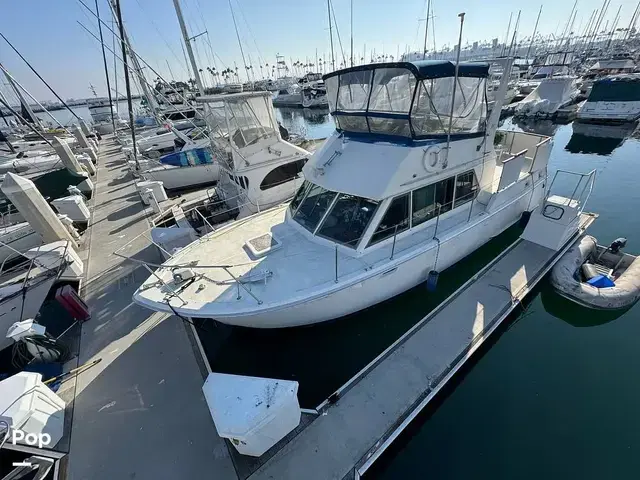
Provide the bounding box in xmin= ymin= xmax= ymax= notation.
xmin=323 ymin=60 xmax=490 ymax=81
xmin=321 ymin=61 xmax=490 ymax=142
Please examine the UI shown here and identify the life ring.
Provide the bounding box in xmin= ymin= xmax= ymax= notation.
xmin=422 ymin=145 xmax=442 ymax=172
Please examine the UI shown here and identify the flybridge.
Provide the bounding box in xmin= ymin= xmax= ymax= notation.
xmin=321 ymin=61 xmax=491 ymax=142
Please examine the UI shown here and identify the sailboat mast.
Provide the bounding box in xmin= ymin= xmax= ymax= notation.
xmin=113 ymin=0 xmax=138 ymax=168
xmin=172 ymin=0 xmax=205 ymax=95
xmin=525 ymin=6 xmax=542 ymax=62
xmin=328 ymin=0 xmax=335 ymax=71
xmin=112 ymin=20 xmax=119 ymax=109
xmin=95 ymin=0 xmax=116 ymax=133
xmin=423 ymin=0 xmax=431 ymax=60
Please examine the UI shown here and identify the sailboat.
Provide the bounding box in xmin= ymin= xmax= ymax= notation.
xmin=133 ymin=59 xmax=554 ymax=328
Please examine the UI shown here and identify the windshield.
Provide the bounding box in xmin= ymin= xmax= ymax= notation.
xmin=290 ymin=181 xmax=379 ymax=248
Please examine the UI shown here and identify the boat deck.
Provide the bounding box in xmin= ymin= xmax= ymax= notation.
xmin=247 ymin=214 xmax=595 ymax=479
xmin=63 ymin=137 xmax=236 ymax=479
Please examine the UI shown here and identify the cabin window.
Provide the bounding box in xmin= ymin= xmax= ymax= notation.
xmin=317 ymin=194 xmax=379 ymax=248
xmin=411 ymin=184 xmax=437 ymax=226
xmin=369 ymin=194 xmax=410 ymax=245
xmin=290 ymin=180 xmax=311 ymax=213
xmin=411 ymin=176 xmax=455 ymax=227
xmin=454 ymin=170 xmax=478 ymax=207
xmin=292 ymin=184 xmax=337 ymax=233
xmin=231 ymin=175 xmax=249 ymax=190
xmin=260 ymin=159 xmax=306 ymax=190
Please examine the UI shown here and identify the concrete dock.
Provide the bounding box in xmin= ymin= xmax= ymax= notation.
xmin=63 ymin=137 xmax=236 ymax=479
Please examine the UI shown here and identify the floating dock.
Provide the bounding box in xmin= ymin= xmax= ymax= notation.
xmin=247 ymin=214 xmax=595 ymax=480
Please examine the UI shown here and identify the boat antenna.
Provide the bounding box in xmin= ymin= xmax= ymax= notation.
xmin=444 ymin=12 xmax=465 ymax=168
xmin=350 ymin=0 xmax=354 ymax=67
xmin=423 ymin=0 xmax=431 ymax=60
xmin=228 ymin=0 xmax=249 ymax=83
xmin=172 ymin=0 xmax=205 ymax=95
xmin=0 ymin=33 xmax=82 ymax=123
xmin=525 ymin=6 xmax=543 ymax=62
xmin=113 ymin=0 xmax=138 ymax=169
xmin=327 ymin=0 xmax=335 ymax=70
xmin=95 ymin=0 xmax=116 ymax=133
xmin=112 ymin=20 xmax=119 ymax=111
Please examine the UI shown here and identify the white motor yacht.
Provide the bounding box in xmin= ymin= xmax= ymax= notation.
xmin=87 ymin=97 xmax=127 ymax=134
xmin=133 ymin=59 xmax=553 ymax=328
xmin=576 ymin=74 xmax=640 ymax=124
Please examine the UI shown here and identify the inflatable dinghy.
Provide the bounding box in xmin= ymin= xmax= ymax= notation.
xmin=550 ymin=235 xmax=640 ymax=310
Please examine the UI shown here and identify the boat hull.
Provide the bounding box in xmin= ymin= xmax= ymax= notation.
xmin=0 ymin=274 xmax=58 ymax=351
xmin=148 ymin=180 xmax=543 ymax=328
xmin=142 ymin=163 xmax=220 ymax=190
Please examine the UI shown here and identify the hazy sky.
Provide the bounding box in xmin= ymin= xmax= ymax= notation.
xmin=0 ymin=0 xmax=636 ymax=101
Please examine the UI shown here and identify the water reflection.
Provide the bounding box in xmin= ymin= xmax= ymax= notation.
xmin=565 ymin=121 xmax=638 ymax=156
xmin=539 ymin=283 xmax=628 ymax=327
xmin=512 ymin=117 xmax=560 ymax=137
xmin=274 ymin=106 xmax=334 ymax=140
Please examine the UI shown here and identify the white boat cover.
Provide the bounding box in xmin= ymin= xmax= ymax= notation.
xmin=515 ymin=77 xmax=578 ymax=115
xmin=551 ymin=235 xmax=640 ymax=309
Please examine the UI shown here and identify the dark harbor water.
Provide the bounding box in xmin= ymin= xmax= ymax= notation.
xmin=191 ymin=111 xmax=640 ymax=478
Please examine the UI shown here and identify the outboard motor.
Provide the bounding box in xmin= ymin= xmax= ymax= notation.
xmin=609 ymin=238 xmax=627 ymax=254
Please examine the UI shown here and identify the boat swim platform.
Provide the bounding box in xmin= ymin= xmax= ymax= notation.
xmin=247 ymin=213 xmax=596 ymax=480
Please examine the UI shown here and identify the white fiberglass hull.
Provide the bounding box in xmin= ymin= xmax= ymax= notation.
xmin=577 ymin=100 xmax=640 ymax=123
xmin=142 ymin=163 xmax=220 ymax=190
xmin=136 ymin=178 xmax=545 ymax=327
xmin=0 ymin=274 xmax=57 ymax=351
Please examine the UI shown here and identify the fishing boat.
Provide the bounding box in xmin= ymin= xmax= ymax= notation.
xmin=576 ymin=74 xmax=640 ymax=124
xmin=272 ymin=85 xmax=302 ymax=107
xmin=301 ymin=81 xmax=328 ymax=108
xmin=133 ymin=59 xmax=554 ymax=328
xmin=87 ymin=97 xmax=127 ymax=134
xmin=551 ymin=235 xmax=640 ymax=310
xmin=149 ymin=91 xmax=310 ymax=252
